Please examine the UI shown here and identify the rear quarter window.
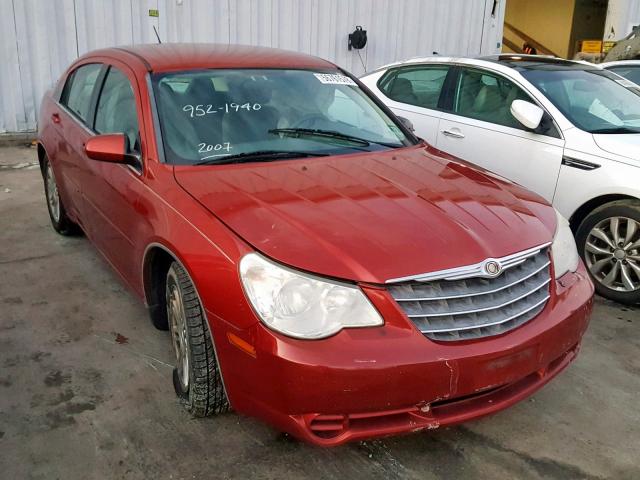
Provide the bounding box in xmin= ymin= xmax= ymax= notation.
xmin=378 ymin=65 xmax=449 ymax=109
xmin=60 ymin=64 xmax=102 ymax=123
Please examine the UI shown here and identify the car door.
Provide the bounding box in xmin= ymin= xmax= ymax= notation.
xmin=437 ymin=66 xmax=565 ymax=202
xmin=81 ymin=63 xmax=148 ymax=285
xmin=54 ymin=63 xmax=105 ymax=222
xmin=376 ymin=64 xmax=452 ymax=145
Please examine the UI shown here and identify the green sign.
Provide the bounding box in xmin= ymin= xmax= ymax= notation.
xmin=149 ymin=9 xmax=159 ymax=17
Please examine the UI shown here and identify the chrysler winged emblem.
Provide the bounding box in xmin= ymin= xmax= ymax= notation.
xmin=482 ymin=259 xmax=502 ymax=278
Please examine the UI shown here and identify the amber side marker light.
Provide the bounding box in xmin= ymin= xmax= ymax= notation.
xmin=227 ymin=332 xmax=257 ymax=358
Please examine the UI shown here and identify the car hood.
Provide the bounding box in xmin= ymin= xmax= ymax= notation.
xmin=174 ymin=145 xmax=556 ymax=283
xmin=593 ymin=133 xmax=640 ymax=161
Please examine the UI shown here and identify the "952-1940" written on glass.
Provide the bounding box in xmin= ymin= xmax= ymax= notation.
xmin=183 ymin=103 xmax=262 ymax=117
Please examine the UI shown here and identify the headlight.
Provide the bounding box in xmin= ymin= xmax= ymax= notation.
xmin=239 ymin=253 xmax=383 ymax=339
xmin=551 ymin=209 xmax=580 ymax=279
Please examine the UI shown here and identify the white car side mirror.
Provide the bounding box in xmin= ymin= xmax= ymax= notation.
xmin=510 ymin=100 xmax=544 ymax=130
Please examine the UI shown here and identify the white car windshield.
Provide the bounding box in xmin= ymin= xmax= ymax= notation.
xmin=152 ymin=69 xmax=413 ymax=164
xmin=522 ymin=67 xmax=640 ymax=134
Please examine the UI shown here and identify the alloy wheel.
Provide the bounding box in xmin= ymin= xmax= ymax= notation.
xmin=45 ymin=163 xmax=61 ymax=222
xmin=585 ymin=216 xmax=640 ymax=292
xmin=167 ymin=280 xmax=190 ymax=391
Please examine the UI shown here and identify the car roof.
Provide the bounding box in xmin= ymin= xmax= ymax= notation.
xmin=480 ymin=54 xmax=600 ymax=71
xmin=365 ymin=54 xmax=599 ymax=77
xmin=82 ymin=43 xmax=336 ymax=73
xmin=601 ymin=60 xmax=640 ymax=68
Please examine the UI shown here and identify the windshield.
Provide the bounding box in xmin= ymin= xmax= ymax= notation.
xmin=521 ymin=67 xmax=640 ymax=133
xmin=152 ymin=69 xmax=413 ymax=164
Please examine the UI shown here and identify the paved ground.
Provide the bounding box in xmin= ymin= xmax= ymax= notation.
xmin=1 ymin=145 xmax=639 ymax=480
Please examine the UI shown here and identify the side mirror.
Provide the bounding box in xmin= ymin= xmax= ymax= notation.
xmin=397 ymin=116 xmax=415 ymax=132
xmin=510 ymin=100 xmax=544 ymax=130
xmin=84 ymin=133 xmax=139 ymax=166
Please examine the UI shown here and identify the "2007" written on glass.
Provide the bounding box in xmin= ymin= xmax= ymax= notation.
xmin=183 ymin=103 xmax=262 ymax=117
xmin=198 ymin=142 xmax=231 ymax=154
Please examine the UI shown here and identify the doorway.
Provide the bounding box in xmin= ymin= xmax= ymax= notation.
xmin=503 ymin=0 xmax=608 ymax=59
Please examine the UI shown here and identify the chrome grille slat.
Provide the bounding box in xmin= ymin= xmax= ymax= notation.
xmin=393 ymin=260 xmax=550 ymax=301
xmin=412 ymin=286 xmax=550 ymax=331
xmin=419 ymin=294 xmax=550 ymax=333
xmin=386 ymin=242 xmax=551 ymax=283
xmin=406 ymin=277 xmax=551 ymax=317
xmin=387 ymin=246 xmax=552 ymax=341
xmin=388 ymin=252 xmax=550 ymax=302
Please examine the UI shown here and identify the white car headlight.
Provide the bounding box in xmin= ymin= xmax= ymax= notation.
xmin=239 ymin=253 xmax=383 ymax=339
xmin=551 ymin=209 xmax=580 ymax=279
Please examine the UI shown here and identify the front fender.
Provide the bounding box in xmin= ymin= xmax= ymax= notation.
xmin=136 ymin=162 xmax=258 ymax=330
xmin=554 ymin=155 xmax=640 ymax=220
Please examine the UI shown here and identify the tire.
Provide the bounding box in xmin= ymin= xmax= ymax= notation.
xmin=42 ymin=155 xmax=82 ymax=236
xmin=165 ymin=262 xmax=230 ymax=416
xmin=576 ymin=199 xmax=640 ymax=305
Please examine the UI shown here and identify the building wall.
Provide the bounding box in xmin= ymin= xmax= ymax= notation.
xmin=604 ymin=0 xmax=640 ymax=41
xmin=0 ymin=0 xmax=505 ymax=134
xmin=503 ymin=0 xmax=575 ymax=57
xmin=569 ymin=0 xmax=608 ymax=58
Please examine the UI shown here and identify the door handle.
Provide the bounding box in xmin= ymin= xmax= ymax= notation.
xmin=441 ymin=129 xmax=464 ymax=139
xmin=51 ymin=113 xmax=61 ymax=124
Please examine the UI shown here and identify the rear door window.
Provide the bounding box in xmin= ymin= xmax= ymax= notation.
xmin=378 ymin=66 xmax=449 ymax=109
xmin=60 ymin=64 xmax=102 ymax=123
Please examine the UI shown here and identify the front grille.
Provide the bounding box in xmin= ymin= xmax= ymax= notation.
xmin=387 ymin=245 xmax=551 ymax=341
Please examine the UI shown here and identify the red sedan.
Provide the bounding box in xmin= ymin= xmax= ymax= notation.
xmin=37 ymin=44 xmax=594 ymax=446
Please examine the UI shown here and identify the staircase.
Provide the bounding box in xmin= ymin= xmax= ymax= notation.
xmin=503 ymin=21 xmax=560 ymax=57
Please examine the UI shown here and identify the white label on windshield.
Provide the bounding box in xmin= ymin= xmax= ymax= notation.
xmin=615 ymin=78 xmax=637 ymax=89
xmin=313 ymin=73 xmax=357 ymax=86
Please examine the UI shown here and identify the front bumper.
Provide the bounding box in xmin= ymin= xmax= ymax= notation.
xmin=212 ymin=264 xmax=594 ymax=447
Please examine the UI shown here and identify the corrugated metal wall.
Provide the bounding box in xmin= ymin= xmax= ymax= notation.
xmin=0 ymin=0 xmax=506 ymax=134
xmin=604 ymin=0 xmax=640 ymax=42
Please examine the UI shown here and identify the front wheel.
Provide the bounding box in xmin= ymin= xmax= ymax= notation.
xmin=165 ymin=262 xmax=230 ymax=416
xmin=576 ymin=200 xmax=640 ymax=305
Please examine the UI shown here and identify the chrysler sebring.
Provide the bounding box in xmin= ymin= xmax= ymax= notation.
xmin=37 ymin=44 xmax=593 ymax=446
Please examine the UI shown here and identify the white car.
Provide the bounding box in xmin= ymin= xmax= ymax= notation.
xmin=601 ymin=60 xmax=640 ymax=86
xmin=361 ymin=55 xmax=640 ymax=304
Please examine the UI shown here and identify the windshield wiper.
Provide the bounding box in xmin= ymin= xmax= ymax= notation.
xmin=269 ymin=128 xmax=400 ymax=148
xmin=590 ymin=127 xmax=640 ymax=134
xmin=194 ymin=150 xmax=329 ymax=166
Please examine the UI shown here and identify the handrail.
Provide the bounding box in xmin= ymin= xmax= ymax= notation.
xmin=503 ymin=21 xmax=560 ymax=57
xmin=502 ymin=37 xmax=523 ymax=53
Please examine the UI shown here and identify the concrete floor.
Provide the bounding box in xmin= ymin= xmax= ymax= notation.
xmin=0 ymin=145 xmax=638 ymax=480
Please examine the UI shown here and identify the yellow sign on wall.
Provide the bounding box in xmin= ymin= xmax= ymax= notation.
xmin=580 ymin=40 xmax=602 ymax=53
xmin=603 ymin=41 xmax=616 ymax=53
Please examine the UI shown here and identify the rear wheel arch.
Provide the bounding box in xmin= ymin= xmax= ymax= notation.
xmin=41 ymin=149 xmax=82 ymax=236
xmin=569 ymin=194 xmax=639 ymax=233
xmin=37 ymin=142 xmax=47 ymax=175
